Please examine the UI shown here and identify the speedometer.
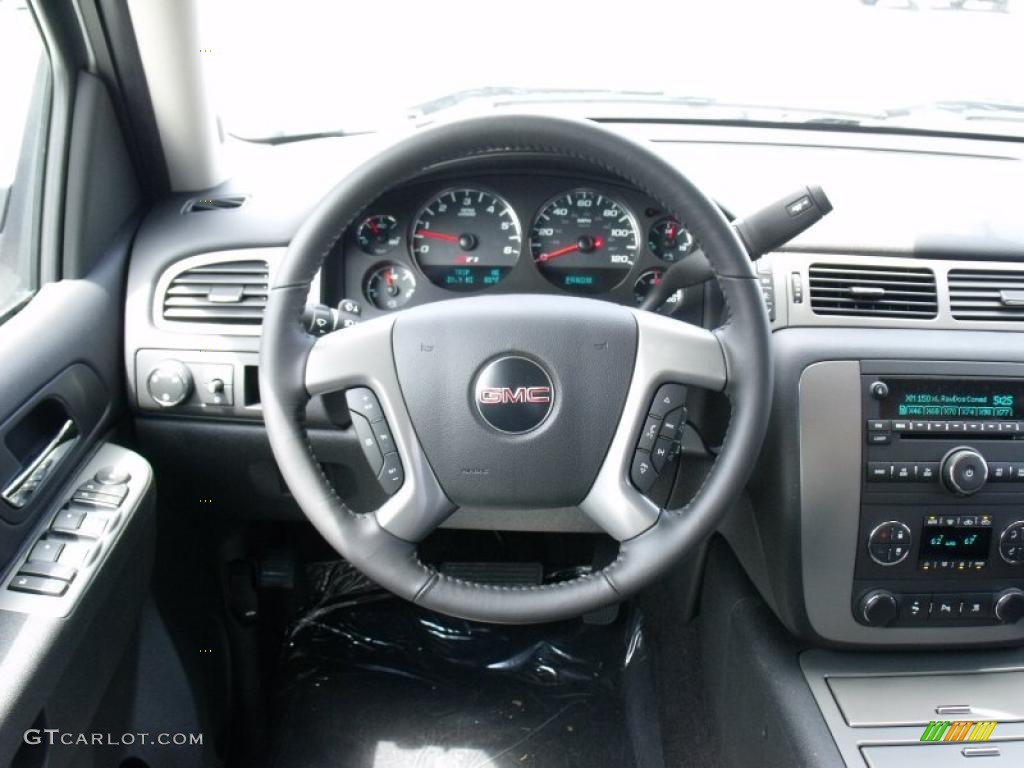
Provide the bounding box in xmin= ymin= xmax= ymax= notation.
xmin=411 ymin=189 xmax=521 ymax=291
xmin=530 ymin=189 xmax=639 ymax=293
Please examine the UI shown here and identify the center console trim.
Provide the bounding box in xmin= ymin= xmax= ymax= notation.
xmin=799 ymin=360 xmax=1024 ymax=645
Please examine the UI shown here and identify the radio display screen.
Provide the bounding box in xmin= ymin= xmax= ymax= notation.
xmin=881 ymin=380 xmax=1024 ymax=421
xmin=920 ymin=527 xmax=992 ymax=559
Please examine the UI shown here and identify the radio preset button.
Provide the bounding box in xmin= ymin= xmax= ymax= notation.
xmin=892 ymin=420 xmax=910 ymax=432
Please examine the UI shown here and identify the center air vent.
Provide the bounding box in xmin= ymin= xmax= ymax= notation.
xmin=808 ymin=263 xmax=938 ymax=319
xmin=949 ymin=269 xmax=1024 ymax=322
xmin=162 ymin=259 xmax=268 ymax=325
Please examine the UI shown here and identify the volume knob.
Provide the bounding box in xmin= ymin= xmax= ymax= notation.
xmin=941 ymin=448 xmax=988 ymax=496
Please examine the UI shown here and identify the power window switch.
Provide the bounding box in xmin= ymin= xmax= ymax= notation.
xmin=77 ymin=513 xmax=113 ymax=539
xmin=29 ymin=540 xmax=64 ymax=563
xmin=71 ymin=489 xmax=121 ymax=508
xmin=8 ymin=574 xmax=68 ymax=597
xmin=18 ymin=560 xmax=76 ymax=582
xmin=77 ymin=480 xmax=128 ymax=500
xmin=52 ymin=507 xmax=86 ymax=534
xmin=57 ymin=541 xmax=96 ymax=568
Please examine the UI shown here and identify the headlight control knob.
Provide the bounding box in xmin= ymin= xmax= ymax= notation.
xmin=146 ymin=359 xmax=193 ymax=408
xmin=941 ymin=447 xmax=988 ymax=496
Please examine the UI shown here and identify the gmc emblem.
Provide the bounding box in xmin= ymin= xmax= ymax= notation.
xmin=473 ymin=356 xmax=555 ymax=434
xmin=477 ymin=386 xmax=552 ymax=405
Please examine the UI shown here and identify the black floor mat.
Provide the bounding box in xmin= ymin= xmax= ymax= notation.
xmin=268 ymin=563 xmax=662 ymax=768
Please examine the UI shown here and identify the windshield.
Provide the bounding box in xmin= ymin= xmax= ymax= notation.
xmin=201 ymin=0 xmax=1024 ymax=139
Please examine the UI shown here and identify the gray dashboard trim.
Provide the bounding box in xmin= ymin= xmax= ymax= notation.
xmin=798 ymin=361 xmax=1024 ymax=646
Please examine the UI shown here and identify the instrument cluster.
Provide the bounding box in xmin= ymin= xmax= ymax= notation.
xmin=328 ymin=172 xmax=705 ymax=320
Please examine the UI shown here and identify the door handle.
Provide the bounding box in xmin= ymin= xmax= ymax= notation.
xmin=2 ymin=419 xmax=79 ymax=508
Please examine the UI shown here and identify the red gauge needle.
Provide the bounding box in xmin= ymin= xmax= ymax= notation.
xmin=384 ymin=269 xmax=396 ymax=289
xmin=367 ymin=218 xmax=380 ymax=236
xmin=666 ymin=222 xmax=677 ymax=241
xmin=415 ymin=229 xmax=459 ymax=243
xmin=538 ymin=244 xmax=580 ymax=262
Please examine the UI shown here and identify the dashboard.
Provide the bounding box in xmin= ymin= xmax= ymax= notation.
xmin=324 ymin=167 xmax=704 ymax=326
xmin=123 ymin=121 xmax=1024 ymax=650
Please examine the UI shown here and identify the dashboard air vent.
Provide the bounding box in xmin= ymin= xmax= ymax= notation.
xmin=162 ymin=260 xmax=269 ymax=325
xmin=808 ymin=263 xmax=937 ymax=319
xmin=949 ymin=269 xmax=1024 ymax=322
xmin=182 ymin=195 xmax=248 ymax=213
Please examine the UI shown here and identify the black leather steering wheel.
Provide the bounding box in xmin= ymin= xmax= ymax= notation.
xmin=260 ymin=115 xmax=772 ymax=623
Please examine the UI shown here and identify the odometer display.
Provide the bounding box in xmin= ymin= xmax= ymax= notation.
xmin=411 ymin=189 xmax=521 ymax=291
xmin=531 ymin=189 xmax=639 ymax=293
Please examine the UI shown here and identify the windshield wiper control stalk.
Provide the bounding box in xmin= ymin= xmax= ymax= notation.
xmin=640 ymin=185 xmax=832 ymax=312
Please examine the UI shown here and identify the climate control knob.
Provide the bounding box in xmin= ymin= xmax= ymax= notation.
xmin=858 ymin=590 xmax=899 ymax=627
xmin=941 ymin=448 xmax=988 ymax=496
xmin=994 ymin=589 xmax=1024 ymax=624
xmin=146 ymin=360 xmax=193 ymax=408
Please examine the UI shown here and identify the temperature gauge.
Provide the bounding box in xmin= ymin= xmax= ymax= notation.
xmin=365 ymin=264 xmax=416 ymax=310
xmin=648 ymin=218 xmax=695 ymax=263
xmin=633 ymin=269 xmax=683 ymax=315
xmin=356 ymin=215 xmax=401 ymax=256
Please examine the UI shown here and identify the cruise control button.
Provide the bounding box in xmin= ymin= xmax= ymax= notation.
xmin=378 ymin=453 xmax=404 ymax=496
xmin=649 ymin=384 xmax=687 ymax=418
xmin=351 ymin=413 xmax=384 ymax=475
xmin=17 ymin=560 xmax=76 ymax=582
xmin=8 ymin=574 xmax=68 ymax=597
xmin=660 ymin=407 xmax=686 ymax=439
xmin=637 ymin=416 xmax=661 ymax=451
xmin=630 ymin=450 xmax=657 ymax=493
xmin=346 ymin=387 xmax=384 ymax=423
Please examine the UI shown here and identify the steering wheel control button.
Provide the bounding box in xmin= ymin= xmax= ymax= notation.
xmin=660 ymin=407 xmax=686 ymax=439
xmin=29 ymin=540 xmax=63 ymax=563
xmin=651 ymin=438 xmax=680 ymax=474
xmin=378 ymin=453 xmax=404 ymax=496
xmin=630 ymin=451 xmax=657 ymax=493
xmin=942 ymin=448 xmax=988 ymax=496
xmin=649 ymin=383 xmax=687 ymax=419
xmin=8 ymin=575 xmax=68 ymax=597
xmin=94 ymin=466 xmax=130 ymax=485
xmin=346 ymin=388 xmax=384 ymax=423
xmin=473 ymin=356 xmax=554 ymax=435
xmin=1000 ymin=522 xmax=1024 ymax=565
xmin=372 ymin=420 xmax=396 ymax=455
xmin=637 ymin=416 xmax=661 ymax=451
xmin=51 ymin=508 xmax=86 ymax=534
xmin=867 ymin=521 xmax=912 ymax=566
xmin=351 ymin=413 xmax=384 ymax=475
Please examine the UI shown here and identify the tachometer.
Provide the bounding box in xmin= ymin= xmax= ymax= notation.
xmin=411 ymin=189 xmax=521 ymax=291
xmin=531 ymin=189 xmax=639 ymax=293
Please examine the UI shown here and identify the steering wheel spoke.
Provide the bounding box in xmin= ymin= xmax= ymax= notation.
xmin=580 ymin=310 xmax=727 ymax=541
xmin=306 ymin=318 xmax=454 ymax=542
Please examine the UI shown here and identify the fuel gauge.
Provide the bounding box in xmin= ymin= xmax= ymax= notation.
xmin=357 ymin=215 xmax=401 ymax=255
xmin=365 ymin=264 xmax=416 ymax=310
xmin=648 ymin=217 xmax=695 ymax=263
xmin=633 ymin=269 xmax=683 ymax=315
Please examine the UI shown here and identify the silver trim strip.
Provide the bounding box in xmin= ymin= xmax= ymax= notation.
xmin=1 ymin=420 xmax=79 ymax=508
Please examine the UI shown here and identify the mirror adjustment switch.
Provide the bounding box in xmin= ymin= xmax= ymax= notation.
xmin=8 ymin=574 xmax=68 ymax=596
xmin=51 ymin=507 xmax=86 ymax=533
xmin=94 ymin=466 xmax=130 ymax=485
xmin=29 ymin=540 xmax=63 ymax=562
xmin=17 ymin=560 xmax=76 ymax=582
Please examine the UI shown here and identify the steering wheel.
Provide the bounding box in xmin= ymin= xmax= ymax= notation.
xmin=260 ymin=115 xmax=772 ymax=624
